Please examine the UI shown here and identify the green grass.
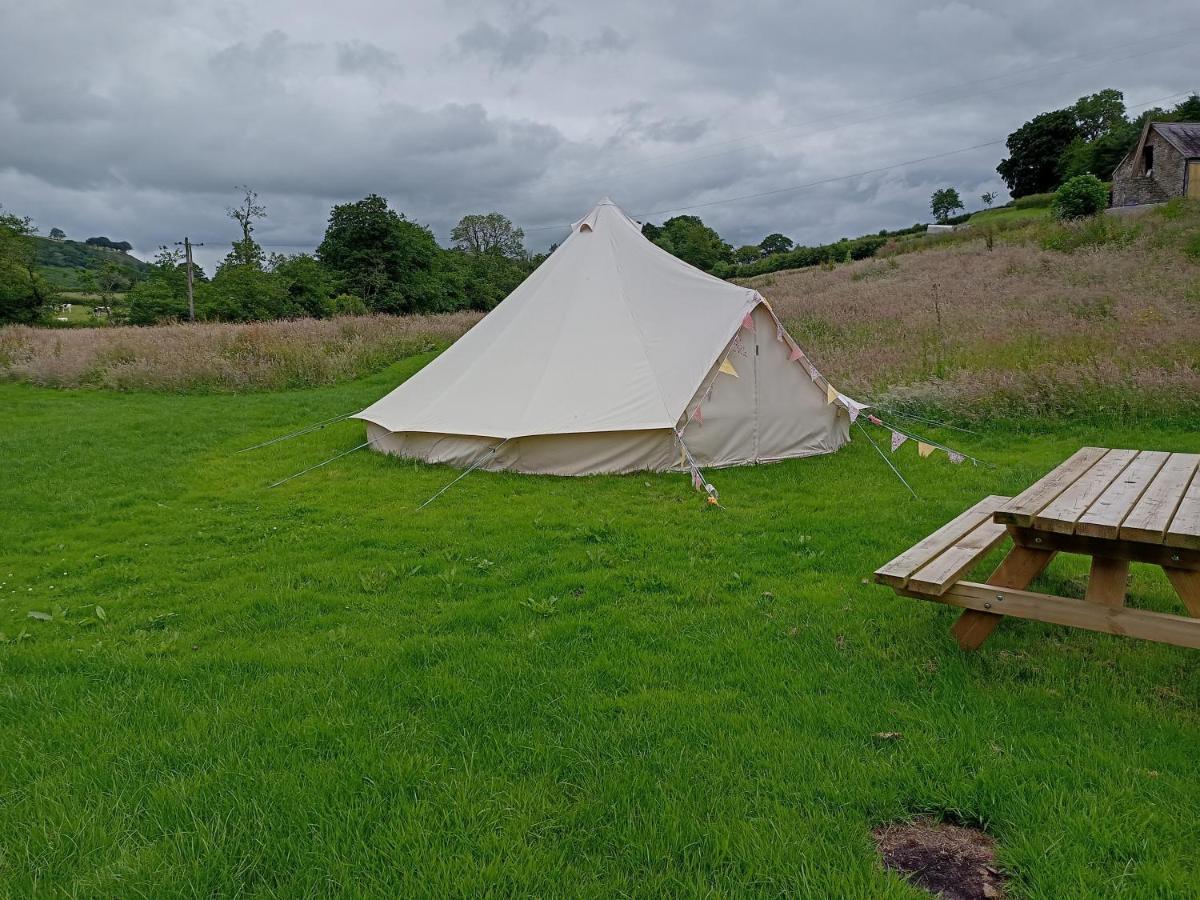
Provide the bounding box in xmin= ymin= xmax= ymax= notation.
xmin=3 ymin=364 xmax=1200 ymax=896
xmin=968 ymin=206 xmax=1053 ymax=226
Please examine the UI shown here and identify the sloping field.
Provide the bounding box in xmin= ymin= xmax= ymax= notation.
xmin=749 ymin=201 xmax=1200 ymax=424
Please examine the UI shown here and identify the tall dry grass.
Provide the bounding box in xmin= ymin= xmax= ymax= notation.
xmin=748 ymin=204 xmax=1200 ymax=424
xmin=0 ymin=313 xmax=480 ymax=392
xmin=3 ymin=204 xmax=1198 ymax=423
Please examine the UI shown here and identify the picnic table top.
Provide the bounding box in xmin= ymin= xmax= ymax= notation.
xmin=994 ymin=447 xmax=1200 ymax=550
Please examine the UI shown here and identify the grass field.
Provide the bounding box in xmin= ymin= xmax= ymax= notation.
xmin=3 ymin=362 xmax=1200 ymax=896
xmin=967 ymin=206 xmax=1052 ymax=226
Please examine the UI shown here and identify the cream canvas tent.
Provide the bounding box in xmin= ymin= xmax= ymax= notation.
xmin=354 ymin=200 xmax=859 ymax=476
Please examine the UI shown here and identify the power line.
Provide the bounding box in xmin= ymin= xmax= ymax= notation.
xmin=588 ymin=28 xmax=1200 ymax=181
xmin=520 ymin=88 xmax=1195 ymax=232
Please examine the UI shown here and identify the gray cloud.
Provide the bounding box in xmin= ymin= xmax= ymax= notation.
xmin=1 ymin=0 xmax=1197 ymax=274
xmin=456 ymin=20 xmax=552 ymax=69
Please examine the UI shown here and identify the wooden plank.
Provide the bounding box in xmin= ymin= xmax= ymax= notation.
xmin=951 ymin=545 xmax=1056 ymax=651
xmin=1084 ymin=557 xmax=1130 ymax=607
xmin=1009 ymin=527 xmax=1200 ymax=571
xmin=1163 ymin=568 xmax=1200 ymax=618
xmin=1033 ymin=448 xmax=1139 ymax=534
xmin=906 ymin=518 xmax=1009 ymax=596
xmin=1166 ymin=471 xmax=1200 ymax=552
xmin=903 ymin=581 xmax=1200 ymax=650
xmin=1075 ymin=450 xmax=1170 ymax=540
xmin=874 ymin=495 xmax=1010 ymax=588
xmin=994 ymin=447 xmax=1110 ymax=527
xmin=1120 ymin=453 xmax=1200 ymax=544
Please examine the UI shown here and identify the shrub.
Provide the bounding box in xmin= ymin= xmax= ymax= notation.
xmin=331 ymin=294 xmax=368 ymax=316
xmin=1041 ymin=216 xmax=1139 ymax=253
xmin=1052 ymin=175 xmax=1108 ymax=220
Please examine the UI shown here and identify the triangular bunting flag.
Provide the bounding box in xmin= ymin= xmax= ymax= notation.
xmin=826 ymin=384 xmax=838 ymax=405
xmin=890 ymin=431 xmax=908 ymax=453
xmin=775 ymin=320 xmax=785 ymax=342
xmin=948 ymin=451 xmax=965 ymax=465
xmin=679 ymin=445 xmax=687 ymax=469
xmin=788 ymin=346 xmax=803 ymax=362
xmin=742 ymin=312 xmax=754 ymax=330
xmin=918 ymin=442 xmax=934 ymax=458
xmin=807 ymin=363 xmax=819 ymax=381
xmin=718 ymin=358 xmax=738 ymax=378
xmin=691 ymin=469 xmax=703 ymax=490
xmin=846 ymin=403 xmax=860 ymax=424
xmin=694 ymin=405 xmax=703 ymax=425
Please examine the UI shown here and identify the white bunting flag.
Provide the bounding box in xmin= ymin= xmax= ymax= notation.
xmin=948 ymin=451 xmax=965 ymax=465
xmin=890 ymin=431 xmax=908 ymax=453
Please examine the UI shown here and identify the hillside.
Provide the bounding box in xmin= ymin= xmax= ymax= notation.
xmin=34 ymin=236 xmax=150 ymax=289
xmin=743 ymin=199 xmax=1200 ymax=424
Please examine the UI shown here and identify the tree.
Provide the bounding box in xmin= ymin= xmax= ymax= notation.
xmin=1072 ymin=89 xmax=1126 ymax=142
xmin=125 ymin=246 xmax=189 ymax=325
xmin=996 ymin=108 xmax=1081 ymax=197
xmin=1170 ymin=93 xmax=1200 ymax=122
xmin=223 ymin=185 xmax=267 ymax=270
xmin=930 ymin=188 xmax=964 ymax=224
xmin=1052 ymin=174 xmax=1108 ymax=220
xmin=269 ymin=253 xmax=334 ymax=318
xmin=451 ymin=213 xmax=525 ymax=258
xmin=1 ymin=208 xmax=57 ymax=323
xmin=48 ymin=227 xmax=65 ymax=240
xmin=317 ymin=194 xmax=447 ymax=314
xmin=198 ymin=264 xmax=293 ymax=322
xmin=734 ymin=245 xmax=762 ymax=265
xmin=758 ymin=233 xmax=793 ymax=256
xmin=980 ymin=191 xmax=997 ymax=209
xmin=643 ymin=215 xmax=732 ymax=273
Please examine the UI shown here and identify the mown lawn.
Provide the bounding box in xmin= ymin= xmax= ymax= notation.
xmin=3 ymin=363 xmax=1199 ymax=897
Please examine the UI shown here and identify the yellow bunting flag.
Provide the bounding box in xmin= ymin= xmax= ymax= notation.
xmin=826 ymin=383 xmax=838 ymax=405
xmin=718 ymin=358 xmax=738 ymax=378
xmin=679 ymin=445 xmax=687 ymax=469
xmin=918 ymin=442 xmax=934 ymax=458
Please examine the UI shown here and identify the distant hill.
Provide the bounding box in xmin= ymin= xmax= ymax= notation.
xmin=34 ymin=236 xmax=150 ymax=290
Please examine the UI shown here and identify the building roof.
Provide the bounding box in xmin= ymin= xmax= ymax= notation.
xmin=1152 ymin=122 xmax=1200 ymax=158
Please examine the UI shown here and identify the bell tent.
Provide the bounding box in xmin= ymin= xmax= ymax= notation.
xmin=354 ymin=200 xmax=860 ymax=477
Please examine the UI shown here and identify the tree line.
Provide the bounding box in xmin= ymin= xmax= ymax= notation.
xmin=0 ymin=190 xmax=547 ymax=326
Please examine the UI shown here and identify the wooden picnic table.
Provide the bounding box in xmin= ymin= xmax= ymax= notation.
xmin=875 ymin=447 xmax=1200 ymax=650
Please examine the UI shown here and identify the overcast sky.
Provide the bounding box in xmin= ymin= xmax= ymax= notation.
xmin=2 ymin=1 xmax=1198 ymax=271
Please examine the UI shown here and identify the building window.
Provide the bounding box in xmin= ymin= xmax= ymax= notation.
xmin=1142 ymin=144 xmax=1154 ymax=175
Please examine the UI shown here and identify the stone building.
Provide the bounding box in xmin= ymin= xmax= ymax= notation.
xmin=1111 ymin=121 xmax=1200 ymax=206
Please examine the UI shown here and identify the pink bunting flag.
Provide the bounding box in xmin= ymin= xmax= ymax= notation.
xmin=788 ymin=346 xmax=803 ymax=362
xmin=694 ymin=405 xmax=703 ymax=425
xmin=691 ymin=469 xmax=703 ymax=490
xmin=948 ymin=451 xmax=965 ymax=465
xmin=890 ymin=431 xmax=908 ymax=453
xmin=867 ymin=414 xmax=883 ymax=427
xmin=742 ymin=312 xmax=755 ymax=331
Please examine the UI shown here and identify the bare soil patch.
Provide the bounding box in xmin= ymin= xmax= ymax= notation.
xmin=873 ymin=819 xmax=1007 ymax=899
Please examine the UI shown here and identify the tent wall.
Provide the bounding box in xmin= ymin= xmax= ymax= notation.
xmin=365 ymin=422 xmax=677 ymax=476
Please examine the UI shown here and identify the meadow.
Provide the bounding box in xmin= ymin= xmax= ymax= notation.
xmin=3 ymin=202 xmax=1200 ymax=896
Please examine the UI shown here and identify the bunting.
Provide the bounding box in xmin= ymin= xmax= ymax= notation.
xmin=948 ymin=451 xmax=965 ymax=465
xmin=718 ymin=358 xmax=739 ymax=378
xmin=826 ymin=384 xmax=838 ymax=405
xmin=918 ymin=442 xmax=934 ymax=458
xmin=788 ymin=346 xmax=803 ymax=362
xmin=742 ymin=312 xmax=755 ymax=331
xmin=890 ymin=431 xmax=908 ymax=452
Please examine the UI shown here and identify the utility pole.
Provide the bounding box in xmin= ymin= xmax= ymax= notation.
xmin=175 ymin=237 xmax=203 ymax=322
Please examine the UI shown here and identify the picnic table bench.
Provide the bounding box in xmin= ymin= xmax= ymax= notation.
xmin=875 ymin=447 xmax=1200 ymax=650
